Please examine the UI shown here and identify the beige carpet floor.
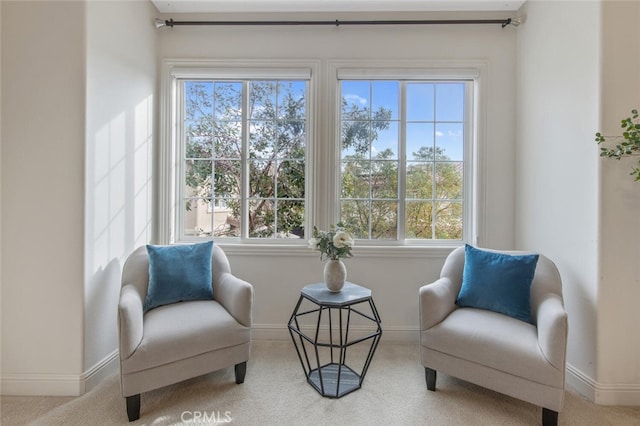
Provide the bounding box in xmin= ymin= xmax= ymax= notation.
xmin=2 ymin=341 xmax=639 ymax=425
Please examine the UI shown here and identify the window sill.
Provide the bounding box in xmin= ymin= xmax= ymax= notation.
xmin=216 ymin=242 xmax=459 ymax=258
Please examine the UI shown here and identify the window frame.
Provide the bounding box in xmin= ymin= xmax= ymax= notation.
xmin=159 ymin=59 xmax=319 ymax=245
xmin=159 ymin=59 xmax=486 ymax=255
xmin=327 ymin=60 xmax=485 ymax=249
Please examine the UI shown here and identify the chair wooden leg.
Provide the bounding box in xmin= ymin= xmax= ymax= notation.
xmin=235 ymin=361 xmax=247 ymax=384
xmin=126 ymin=394 xmax=140 ymax=422
xmin=425 ymin=367 xmax=436 ymax=391
xmin=542 ymin=408 xmax=558 ymax=426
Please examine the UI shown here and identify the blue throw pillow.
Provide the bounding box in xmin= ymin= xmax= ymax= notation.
xmin=456 ymin=244 xmax=539 ymax=323
xmin=143 ymin=241 xmax=214 ymax=312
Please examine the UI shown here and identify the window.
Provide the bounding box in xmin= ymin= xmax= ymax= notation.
xmin=162 ymin=61 xmax=479 ymax=247
xmin=338 ymin=78 xmax=473 ymax=243
xmin=175 ymin=73 xmax=309 ymax=241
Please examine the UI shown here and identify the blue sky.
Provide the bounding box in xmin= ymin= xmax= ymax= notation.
xmin=341 ymin=81 xmax=465 ymax=162
xmin=184 ymin=79 xmax=465 ymax=162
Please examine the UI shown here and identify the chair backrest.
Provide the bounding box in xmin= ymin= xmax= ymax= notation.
xmin=211 ymin=244 xmax=232 ymax=277
xmin=441 ymin=246 xmax=564 ymax=323
xmin=529 ymin=254 xmax=564 ymax=322
xmin=121 ymin=246 xmax=150 ymax=301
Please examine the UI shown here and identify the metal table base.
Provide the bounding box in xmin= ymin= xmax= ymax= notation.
xmin=288 ymin=282 xmax=382 ymax=398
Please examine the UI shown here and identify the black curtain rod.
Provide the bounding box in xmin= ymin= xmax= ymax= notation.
xmin=155 ymin=18 xmax=519 ymax=29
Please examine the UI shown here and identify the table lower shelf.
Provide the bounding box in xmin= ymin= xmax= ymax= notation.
xmin=307 ymin=363 xmax=361 ymax=398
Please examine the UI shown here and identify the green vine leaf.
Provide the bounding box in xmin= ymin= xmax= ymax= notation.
xmin=595 ymin=108 xmax=640 ymax=181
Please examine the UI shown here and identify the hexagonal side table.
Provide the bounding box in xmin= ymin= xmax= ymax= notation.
xmin=287 ymin=282 xmax=382 ymax=398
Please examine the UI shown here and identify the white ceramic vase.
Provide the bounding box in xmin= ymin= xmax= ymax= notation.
xmin=324 ymin=259 xmax=346 ymax=292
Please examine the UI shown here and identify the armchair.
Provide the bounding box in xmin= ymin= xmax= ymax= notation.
xmin=118 ymin=244 xmax=253 ymax=421
xmin=419 ymin=246 xmax=567 ymax=426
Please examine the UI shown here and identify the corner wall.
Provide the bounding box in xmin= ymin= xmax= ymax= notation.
xmin=596 ymin=0 xmax=640 ymax=405
xmin=84 ymin=0 xmax=157 ymax=391
xmin=0 ymin=0 xmax=3 ymax=384
xmin=1 ymin=1 xmax=86 ymax=395
xmin=516 ymin=0 xmax=640 ymax=405
xmin=0 ymin=0 xmax=158 ymax=396
xmin=516 ymin=0 xmax=600 ymax=387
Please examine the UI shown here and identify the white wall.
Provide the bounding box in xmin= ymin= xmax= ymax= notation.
xmin=158 ymin=12 xmax=519 ymax=340
xmin=0 ymin=0 xmax=3 ymax=384
xmin=516 ymin=0 xmax=600 ymax=386
xmin=1 ymin=1 xmax=86 ymax=395
xmin=84 ymin=0 xmax=157 ymax=389
xmin=516 ymin=0 xmax=640 ymax=405
xmin=0 ymin=0 xmax=157 ymax=396
xmin=597 ymin=0 xmax=640 ymax=405
xmin=0 ymin=0 xmax=3 ymax=377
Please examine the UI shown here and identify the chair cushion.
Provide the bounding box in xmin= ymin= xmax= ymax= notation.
xmin=121 ymin=300 xmax=250 ymax=374
xmin=144 ymin=241 xmax=214 ymax=312
xmin=421 ymin=308 xmax=562 ymax=387
xmin=456 ymin=244 xmax=538 ymax=323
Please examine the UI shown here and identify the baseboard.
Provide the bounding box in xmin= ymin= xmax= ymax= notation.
xmin=594 ymin=382 xmax=640 ymax=406
xmin=81 ymin=350 xmax=119 ymax=394
xmin=566 ymin=363 xmax=640 ymax=406
xmin=566 ymin=363 xmax=597 ymax=402
xmin=252 ymin=324 xmax=291 ymax=341
xmin=1 ymin=372 xmax=84 ymax=396
xmin=0 ymin=350 xmax=119 ymax=397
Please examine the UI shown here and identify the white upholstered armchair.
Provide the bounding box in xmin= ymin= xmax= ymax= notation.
xmin=118 ymin=243 xmax=253 ymax=421
xmin=419 ymin=246 xmax=568 ymax=426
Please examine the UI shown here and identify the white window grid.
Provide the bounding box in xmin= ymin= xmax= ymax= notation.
xmin=159 ymin=59 xmax=483 ymax=250
xmin=336 ymin=77 xmax=474 ymax=244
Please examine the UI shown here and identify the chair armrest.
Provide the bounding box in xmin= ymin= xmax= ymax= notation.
xmin=118 ymin=284 xmax=144 ymax=360
xmin=217 ymin=272 xmax=254 ymax=328
xmin=419 ymin=277 xmax=458 ymax=331
xmin=536 ymin=293 xmax=568 ymax=371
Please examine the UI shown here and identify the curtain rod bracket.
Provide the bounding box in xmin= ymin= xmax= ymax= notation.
xmin=503 ymin=18 xmax=522 ymax=28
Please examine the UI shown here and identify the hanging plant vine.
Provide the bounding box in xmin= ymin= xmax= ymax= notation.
xmin=596 ymin=109 xmax=640 ymax=181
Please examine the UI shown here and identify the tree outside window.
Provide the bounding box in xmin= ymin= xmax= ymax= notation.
xmin=182 ymin=79 xmax=307 ymax=239
xmin=339 ymin=80 xmax=466 ymax=241
xmin=172 ymin=70 xmax=471 ymax=245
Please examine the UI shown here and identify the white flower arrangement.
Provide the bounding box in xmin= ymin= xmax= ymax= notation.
xmin=308 ymin=223 xmax=354 ymax=261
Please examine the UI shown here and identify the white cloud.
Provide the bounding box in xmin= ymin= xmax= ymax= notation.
xmin=435 ymin=130 xmax=462 ymax=138
xmin=344 ymin=94 xmax=367 ymax=106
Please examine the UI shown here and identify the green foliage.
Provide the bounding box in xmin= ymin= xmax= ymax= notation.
xmin=185 ymin=81 xmax=308 ymax=238
xmin=596 ymin=109 xmax=640 ymax=181
xmin=185 ymin=79 xmax=465 ymax=240
xmin=340 ymin=148 xmax=399 ymax=239
xmin=340 ymin=143 xmax=464 ymax=240
xmin=341 ymin=99 xmax=392 ymax=154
